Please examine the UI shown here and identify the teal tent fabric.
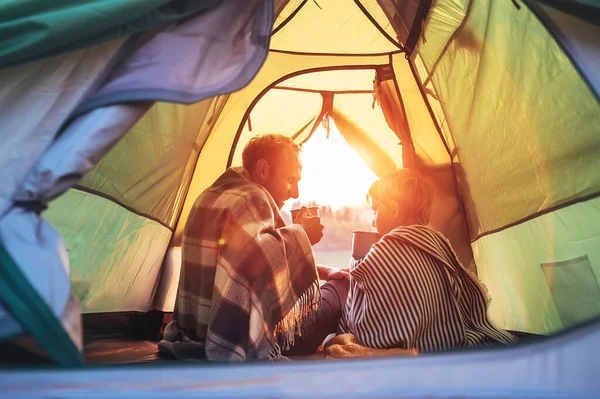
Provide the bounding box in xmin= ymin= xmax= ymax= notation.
xmin=0 ymin=0 xmax=222 ymax=69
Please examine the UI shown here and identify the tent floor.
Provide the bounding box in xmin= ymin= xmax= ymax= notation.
xmin=83 ymin=336 xmax=169 ymax=364
xmin=0 ymin=334 xmax=173 ymax=366
xmin=0 ymin=310 xmax=544 ymax=366
xmin=81 ymin=311 xmax=178 ymax=364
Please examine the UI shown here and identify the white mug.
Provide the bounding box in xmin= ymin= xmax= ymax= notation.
xmin=351 ymin=231 xmax=379 ymax=259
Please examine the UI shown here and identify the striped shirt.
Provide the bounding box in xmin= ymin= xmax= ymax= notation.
xmin=338 ymin=225 xmax=515 ymax=352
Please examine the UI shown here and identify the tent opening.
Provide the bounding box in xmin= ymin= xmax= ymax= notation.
xmin=282 ymin=121 xmax=380 ymax=268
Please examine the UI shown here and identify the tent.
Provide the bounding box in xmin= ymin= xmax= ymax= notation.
xmin=1 ymin=0 xmax=599 ymax=397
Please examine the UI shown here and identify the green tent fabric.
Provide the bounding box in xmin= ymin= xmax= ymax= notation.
xmin=0 ymin=0 xmax=223 ymax=68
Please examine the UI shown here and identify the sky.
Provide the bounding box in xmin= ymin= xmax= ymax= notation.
xmin=283 ymin=122 xmax=377 ymax=211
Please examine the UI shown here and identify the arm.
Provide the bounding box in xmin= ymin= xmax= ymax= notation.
xmin=316 ymin=264 xmax=350 ymax=281
xmin=205 ymin=192 xmax=319 ymax=360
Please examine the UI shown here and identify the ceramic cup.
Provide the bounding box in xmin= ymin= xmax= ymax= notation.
xmin=291 ymin=206 xmax=320 ymax=222
xmin=351 ymin=231 xmax=379 ymax=259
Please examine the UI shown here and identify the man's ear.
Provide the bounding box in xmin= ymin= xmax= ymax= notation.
xmin=254 ymin=159 xmax=270 ymax=183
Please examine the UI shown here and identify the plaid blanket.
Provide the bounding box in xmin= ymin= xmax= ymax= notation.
xmin=173 ymin=167 xmax=320 ymax=361
xmin=339 ymin=225 xmax=515 ymax=352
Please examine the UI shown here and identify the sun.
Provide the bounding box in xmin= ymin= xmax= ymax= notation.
xmin=284 ymin=121 xmax=378 ymax=211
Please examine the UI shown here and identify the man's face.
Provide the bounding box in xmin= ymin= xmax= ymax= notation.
xmin=263 ymin=148 xmax=302 ymax=209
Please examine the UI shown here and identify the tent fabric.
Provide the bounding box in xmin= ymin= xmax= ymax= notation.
xmin=535 ymin=1 xmax=600 ymax=100
xmin=374 ymin=65 xmax=414 ymax=167
xmin=412 ymin=0 xmax=600 ymax=240
xmin=15 ymin=104 xmax=151 ymax=207
xmin=1 ymin=320 xmax=599 ymax=398
xmin=0 ymin=1 xmax=598 ymax=390
xmin=0 ymin=0 xmax=275 ymax=366
xmin=391 ymin=53 xmax=450 ymax=166
xmin=0 ymin=103 xmax=147 ymax=364
xmin=0 ymin=37 xmax=128 ymax=218
xmin=0 ymin=0 xmax=223 ymax=69
xmin=76 ymin=100 xmax=217 ymax=229
xmin=43 ymin=190 xmax=172 ymax=313
xmin=270 ymin=0 xmax=402 ymax=54
xmin=332 ymin=91 xmax=404 ymax=168
xmin=0 ymin=210 xmax=82 ymax=367
xmin=474 ymin=196 xmax=600 ymax=335
xmin=72 ymin=0 xmax=274 ymax=115
xmin=273 ymin=0 xmax=299 ymax=31
xmin=534 ymin=0 xmax=600 ymax=26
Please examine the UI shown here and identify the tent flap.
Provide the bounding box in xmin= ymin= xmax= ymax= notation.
xmin=73 ymin=0 xmax=275 ymax=115
xmin=0 ymin=0 xmax=223 ymax=69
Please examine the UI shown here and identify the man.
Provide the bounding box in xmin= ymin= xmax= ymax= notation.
xmin=326 ymin=169 xmax=515 ymax=358
xmin=160 ymin=134 xmax=348 ymax=361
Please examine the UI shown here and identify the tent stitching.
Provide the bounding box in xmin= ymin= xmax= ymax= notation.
xmin=272 ymin=0 xmax=309 ymax=35
xmin=72 ymin=186 xmax=174 ymax=232
xmin=353 ymin=0 xmax=405 ymax=51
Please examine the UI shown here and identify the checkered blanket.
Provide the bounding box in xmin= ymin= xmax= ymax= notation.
xmin=174 ymin=167 xmax=320 ymax=361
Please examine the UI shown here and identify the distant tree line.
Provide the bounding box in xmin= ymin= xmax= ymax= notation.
xmin=287 ymin=200 xmax=373 ymax=251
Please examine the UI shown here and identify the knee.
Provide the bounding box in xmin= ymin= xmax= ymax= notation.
xmin=321 ymin=279 xmax=350 ymax=309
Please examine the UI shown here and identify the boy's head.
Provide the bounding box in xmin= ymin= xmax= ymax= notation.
xmin=367 ymin=169 xmax=433 ymax=236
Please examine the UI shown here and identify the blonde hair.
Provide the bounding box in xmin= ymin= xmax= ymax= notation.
xmin=242 ymin=134 xmax=300 ymax=171
xmin=367 ymin=169 xmax=433 ymax=225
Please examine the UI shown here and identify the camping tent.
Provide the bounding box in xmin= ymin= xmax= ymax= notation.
xmin=1 ymin=0 xmax=600 ymax=397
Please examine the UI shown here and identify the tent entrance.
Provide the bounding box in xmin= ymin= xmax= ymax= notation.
xmin=228 ymin=66 xmax=405 ymax=176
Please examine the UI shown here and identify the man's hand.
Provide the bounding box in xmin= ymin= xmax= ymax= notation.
xmin=294 ymin=206 xmax=324 ymax=246
xmin=317 ymin=264 xmax=350 ymax=281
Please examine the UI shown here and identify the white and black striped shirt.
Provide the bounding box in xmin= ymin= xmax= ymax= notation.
xmin=339 ymin=225 xmax=515 ymax=352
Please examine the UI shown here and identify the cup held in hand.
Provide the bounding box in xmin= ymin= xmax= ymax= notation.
xmin=291 ymin=206 xmax=320 ymax=222
xmin=351 ymin=231 xmax=379 ymax=259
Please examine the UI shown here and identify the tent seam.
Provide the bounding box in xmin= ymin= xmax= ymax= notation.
xmin=72 ymin=186 xmax=174 ymax=232
xmin=269 ymin=49 xmax=405 ymax=57
xmin=421 ymin=0 xmax=474 ymax=88
xmin=353 ymin=0 xmax=405 ymax=51
xmin=271 ymin=0 xmax=308 ymax=36
xmin=472 ymin=191 xmax=600 ymax=243
xmin=405 ymin=55 xmax=475 ymax=254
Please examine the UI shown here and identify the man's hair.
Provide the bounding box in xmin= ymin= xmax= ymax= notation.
xmin=242 ymin=134 xmax=300 ymax=171
xmin=367 ymin=169 xmax=434 ymax=225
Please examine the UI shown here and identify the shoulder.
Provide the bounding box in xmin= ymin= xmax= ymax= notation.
xmin=386 ymin=224 xmax=438 ymax=240
xmin=351 ymin=234 xmax=414 ymax=281
xmin=202 ymin=168 xmax=270 ymax=208
xmin=386 ymin=225 xmax=451 ymax=249
xmin=355 ymin=226 xmax=442 ymax=275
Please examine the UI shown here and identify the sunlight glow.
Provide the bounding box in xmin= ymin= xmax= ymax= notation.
xmin=284 ymin=121 xmax=378 ymax=211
